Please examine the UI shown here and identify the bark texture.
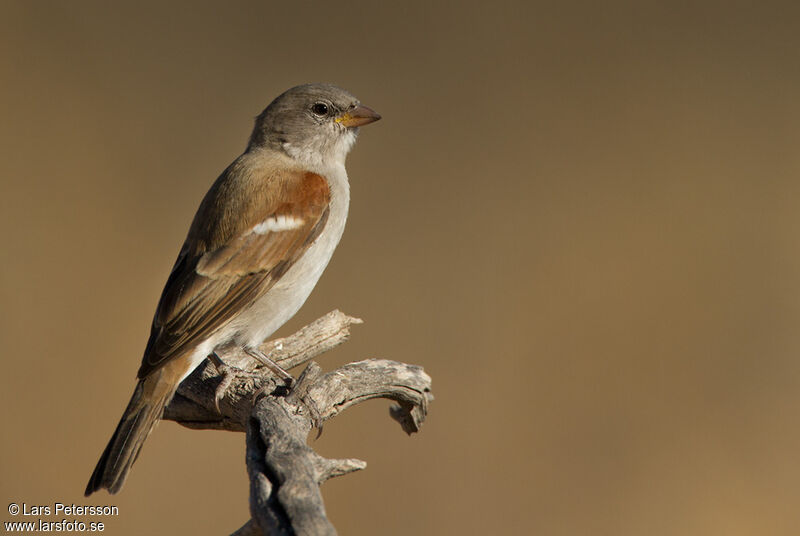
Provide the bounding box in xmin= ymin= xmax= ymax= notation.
xmin=161 ymin=310 xmax=433 ymax=535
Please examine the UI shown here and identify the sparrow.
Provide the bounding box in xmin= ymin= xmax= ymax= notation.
xmin=85 ymin=84 xmax=380 ymax=496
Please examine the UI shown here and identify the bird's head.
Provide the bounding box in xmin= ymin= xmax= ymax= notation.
xmin=249 ymin=83 xmax=381 ymax=172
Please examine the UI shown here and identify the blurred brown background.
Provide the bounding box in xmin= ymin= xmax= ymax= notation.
xmin=2 ymin=1 xmax=800 ymax=534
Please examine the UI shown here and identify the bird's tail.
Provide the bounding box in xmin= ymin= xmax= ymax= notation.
xmin=84 ymin=369 xmax=178 ymax=496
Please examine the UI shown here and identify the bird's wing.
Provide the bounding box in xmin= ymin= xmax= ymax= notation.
xmin=136 ymin=168 xmax=330 ymax=378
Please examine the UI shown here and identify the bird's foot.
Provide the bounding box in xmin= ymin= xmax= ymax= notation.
xmin=245 ymin=347 xmax=294 ymax=403
xmin=207 ymin=352 xmax=250 ymax=413
xmin=244 ymin=347 xmax=294 ymax=386
xmin=250 ymin=381 xmax=293 ymax=406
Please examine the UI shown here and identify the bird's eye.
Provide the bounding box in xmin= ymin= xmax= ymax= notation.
xmin=311 ymin=102 xmax=329 ymax=116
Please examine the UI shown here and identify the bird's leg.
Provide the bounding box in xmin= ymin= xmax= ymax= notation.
xmin=206 ymin=351 xmax=248 ymax=413
xmin=245 ymin=347 xmax=294 ymax=399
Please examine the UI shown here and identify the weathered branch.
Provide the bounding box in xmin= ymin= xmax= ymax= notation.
xmin=161 ymin=310 xmax=433 ymax=536
xmin=164 ymin=310 xmax=365 ymax=431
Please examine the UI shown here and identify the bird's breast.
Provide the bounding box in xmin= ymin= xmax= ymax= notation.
xmin=230 ymin=167 xmax=350 ymax=348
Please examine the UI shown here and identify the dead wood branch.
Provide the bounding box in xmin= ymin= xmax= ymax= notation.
xmin=161 ymin=310 xmax=433 ymax=535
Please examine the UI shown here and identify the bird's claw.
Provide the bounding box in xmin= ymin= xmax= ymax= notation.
xmin=213 ymin=363 xmax=240 ymax=413
xmin=207 ymin=352 xmax=250 ymax=414
xmin=251 ymin=375 xmax=293 ymax=406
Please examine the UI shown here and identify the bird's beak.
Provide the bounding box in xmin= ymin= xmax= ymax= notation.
xmin=336 ymin=105 xmax=381 ymax=128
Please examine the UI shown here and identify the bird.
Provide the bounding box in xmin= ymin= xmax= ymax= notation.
xmin=84 ymin=83 xmax=380 ymax=496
